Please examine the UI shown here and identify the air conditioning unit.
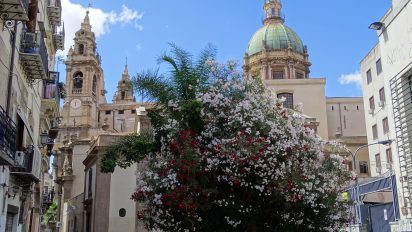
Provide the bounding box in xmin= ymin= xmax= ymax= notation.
xmin=378 ymin=101 xmax=385 ymax=108
xmin=14 ymin=151 xmax=26 ymax=167
xmin=368 ymin=109 xmax=375 ymax=115
xmin=24 ymin=32 xmax=37 ymax=46
xmin=386 ymin=162 xmax=393 ymax=170
xmin=48 ymin=71 xmax=59 ymax=81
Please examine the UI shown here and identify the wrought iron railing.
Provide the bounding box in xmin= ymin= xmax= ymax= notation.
xmin=0 ymin=106 xmax=17 ymax=159
xmin=72 ymin=88 xmax=82 ymax=94
xmin=20 ymin=31 xmax=49 ymax=79
xmin=42 ymin=187 xmax=55 ymax=204
xmin=0 ymin=0 xmax=29 ymax=21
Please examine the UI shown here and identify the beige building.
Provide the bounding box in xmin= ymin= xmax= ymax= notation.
xmin=326 ymin=97 xmax=370 ymax=177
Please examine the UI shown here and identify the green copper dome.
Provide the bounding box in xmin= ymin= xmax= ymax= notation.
xmin=247 ymin=23 xmax=305 ymax=56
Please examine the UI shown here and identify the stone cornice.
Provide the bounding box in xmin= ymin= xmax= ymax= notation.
xmin=264 ymin=78 xmax=326 ymax=86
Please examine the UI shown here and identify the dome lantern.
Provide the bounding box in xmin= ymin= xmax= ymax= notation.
xmin=263 ymin=0 xmax=284 ymax=25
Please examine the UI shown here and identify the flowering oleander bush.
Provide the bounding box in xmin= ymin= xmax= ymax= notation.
xmin=101 ymin=45 xmax=351 ymax=231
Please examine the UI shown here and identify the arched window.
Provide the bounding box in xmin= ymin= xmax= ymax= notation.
xmin=92 ymin=75 xmax=97 ymax=94
xmin=73 ymin=72 xmax=83 ymax=91
xmin=79 ymin=44 xmax=84 ymax=54
xmin=277 ymin=93 xmax=293 ymax=109
xmin=121 ymin=91 xmax=125 ymax=100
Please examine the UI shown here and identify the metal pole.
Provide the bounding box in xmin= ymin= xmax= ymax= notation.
xmin=6 ymin=21 xmax=18 ymax=115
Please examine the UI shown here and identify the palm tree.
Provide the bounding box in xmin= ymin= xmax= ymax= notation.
xmin=101 ymin=44 xmax=217 ymax=173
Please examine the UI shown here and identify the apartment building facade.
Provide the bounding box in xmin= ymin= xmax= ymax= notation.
xmin=360 ymin=0 xmax=412 ymax=230
xmin=0 ymin=0 xmax=64 ymax=231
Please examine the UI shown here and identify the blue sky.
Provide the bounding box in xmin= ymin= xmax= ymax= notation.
xmin=60 ymin=0 xmax=391 ymax=100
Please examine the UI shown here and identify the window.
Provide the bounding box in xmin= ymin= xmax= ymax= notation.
xmin=119 ymin=208 xmax=126 ymax=217
xmin=357 ymin=105 xmax=359 ymax=110
xmin=369 ymin=96 xmax=375 ymax=110
xmin=79 ymin=44 xmax=84 ymax=54
xmin=73 ymin=72 xmax=83 ymax=90
xmin=272 ymin=71 xmax=284 ymax=79
xmin=375 ymin=154 xmax=381 ymax=170
xmin=105 ymin=110 xmax=111 ymax=115
xmin=121 ymin=91 xmax=125 ymax=100
xmin=88 ymin=168 xmax=93 ymax=197
xmin=296 ymin=72 xmax=304 ymax=79
xmin=131 ymin=109 xmax=136 ymax=114
xmin=118 ymin=110 xmax=124 ymax=115
xmin=379 ymin=87 xmax=385 ymax=103
xmin=331 ymin=106 xmax=334 ymax=111
xmin=382 ymin=117 xmax=389 ymax=134
xmin=343 ymin=116 xmax=347 ymax=129
xmin=376 ymin=58 xmax=382 ymax=75
xmin=372 ymin=124 xmax=378 ymax=140
xmin=386 ymin=148 xmax=393 ymax=163
xmin=277 ymin=93 xmax=293 ymax=109
xmin=92 ymin=75 xmax=97 ymax=94
xmin=367 ymin=69 xmax=372 ymax=84
xmin=344 ymin=106 xmax=347 ymax=111
xmin=359 ymin=161 xmax=369 ymax=174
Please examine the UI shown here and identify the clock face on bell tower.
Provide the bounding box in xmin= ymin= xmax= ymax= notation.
xmin=70 ymin=99 xmax=81 ymax=109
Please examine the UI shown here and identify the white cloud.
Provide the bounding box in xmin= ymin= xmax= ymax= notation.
xmin=59 ymin=0 xmax=143 ymax=55
xmin=338 ymin=71 xmax=363 ymax=88
xmin=136 ymin=43 xmax=142 ymax=51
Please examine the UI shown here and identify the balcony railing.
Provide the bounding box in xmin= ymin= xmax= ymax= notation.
xmin=0 ymin=105 xmax=16 ymax=165
xmin=52 ymin=24 xmax=64 ymax=51
xmin=47 ymin=0 xmax=61 ymax=26
xmin=10 ymin=146 xmax=41 ymax=182
xmin=42 ymin=187 xmax=55 ymax=204
xmin=19 ymin=32 xmax=49 ymax=80
xmin=72 ymin=88 xmax=82 ymax=94
xmin=0 ymin=0 xmax=29 ymax=21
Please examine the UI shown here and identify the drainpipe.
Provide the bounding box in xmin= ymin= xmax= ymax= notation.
xmin=6 ymin=21 xmax=18 ymax=115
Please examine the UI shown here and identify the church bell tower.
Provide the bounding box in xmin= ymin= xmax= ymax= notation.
xmin=61 ymin=11 xmax=106 ymax=130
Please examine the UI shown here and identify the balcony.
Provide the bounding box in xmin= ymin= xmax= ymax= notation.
xmin=52 ymin=24 xmax=64 ymax=51
xmin=47 ymin=0 xmax=61 ymax=26
xmin=10 ymin=146 xmax=41 ymax=182
xmin=0 ymin=0 xmax=29 ymax=21
xmin=41 ymin=187 xmax=55 ymax=214
xmin=72 ymin=88 xmax=82 ymax=94
xmin=0 ymin=105 xmax=16 ymax=166
xmin=42 ymin=187 xmax=55 ymax=204
xmin=41 ymin=77 xmax=60 ymax=116
xmin=19 ymin=32 xmax=49 ymax=80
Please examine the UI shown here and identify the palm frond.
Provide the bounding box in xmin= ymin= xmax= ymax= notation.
xmin=100 ymin=131 xmax=156 ymax=173
xmin=132 ymin=69 xmax=176 ymax=105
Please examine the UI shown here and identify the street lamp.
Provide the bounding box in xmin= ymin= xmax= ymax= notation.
xmin=349 ymin=139 xmax=392 ymax=225
xmin=369 ymin=22 xmax=385 ymax=30
xmin=40 ymin=131 xmax=50 ymax=147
